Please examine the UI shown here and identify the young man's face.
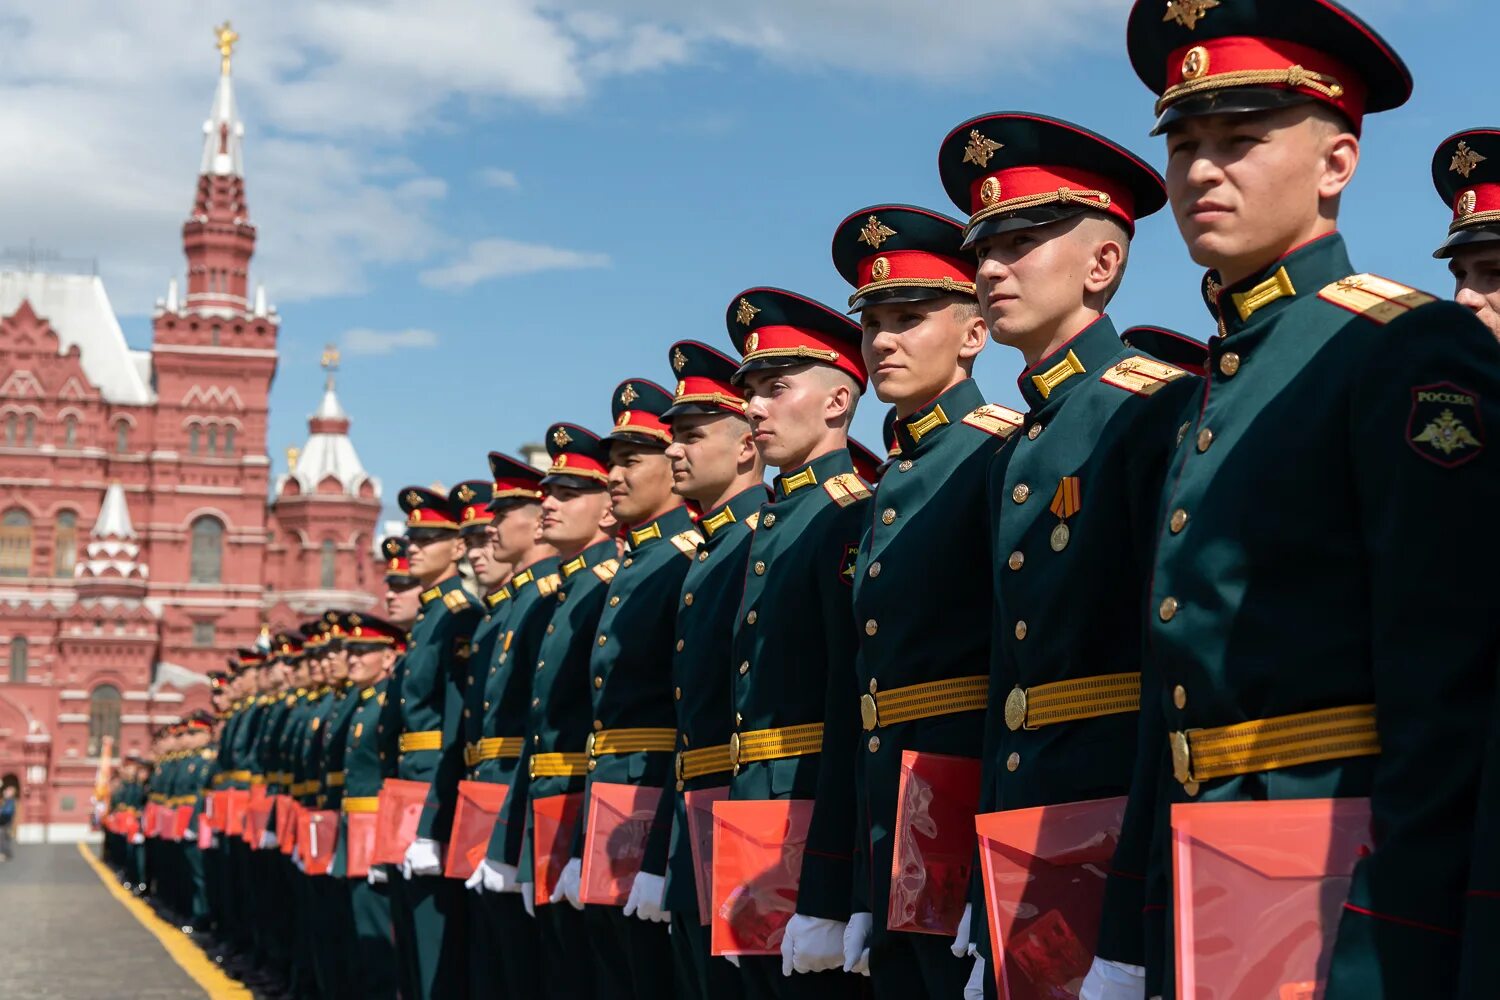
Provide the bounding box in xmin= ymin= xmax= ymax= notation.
xmin=1448 ymin=244 xmax=1500 ymax=341
xmin=607 ymin=441 xmax=675 ymax=526
xmin=465 ymin=529 xmax=509 ymax=588
xmin=324 ymin=647 xmax=350 ymax=683
xmin=666 ymin=412 xmax=752 ymax=504
xmin=973 ymin=217 xmax=1099 ymax=350
xmin=347 ymin=646 xmax=396 ymax=688
xmin=860 ymin=296 xmax=984 ymax=412
xmin=1163 ymin=106 xmax=1345 ymax=278
xmin=742 ymin=365 xmax=845 ymax=469
xmin=405 ymin=532 xmax=463 ymax=584
xmin=540 ymin=484 xmax=611 ymax=553
xmin=488 ymin=504 xmax=542 ymax=565
xmin=384 ymin=581 xmax=422 ymax=626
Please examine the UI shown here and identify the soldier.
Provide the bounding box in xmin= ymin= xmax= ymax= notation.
xmin=519 ymin=422 xmax=619 ymax=998
xmin=1100 ymin=3 xmax=1500 ymax=997
xmin=824 ymin=203 xmax=1027 ymax=993
xmin=465 ymin=452 xmax=557 ymax=995
xmin=386 ymin=487 xmax=483 ymax=999
xmin=636 ymin=338 xmax=767 ymax=998
xmin=719 ymin=286 xmax=871 ymax=997
xmin=1431 ymin=128 xmax=1500 ymax=341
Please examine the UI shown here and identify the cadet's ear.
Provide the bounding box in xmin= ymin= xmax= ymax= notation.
xmin=957 ymin=302 xmax=987 ymax=364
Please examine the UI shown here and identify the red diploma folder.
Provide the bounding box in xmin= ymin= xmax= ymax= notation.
xmin=172 ymin=804 xmax=194 ymax=843
xmin=532 ymin=792 xmax=584 ymax=906
xmin=975 ymin=796 xmax=1127 ymax=999
xmin=684 ymin=786 xmax=731 ymax=925
xmin=345 ymin=813 xmax=378 ymax=879
xmin=373 ymin=779 xmax=430 ymax=866
xmin=274 ymin=795 xmax=299 ymax=854
xmin=299 ymin=809 xmax=339 ymax=876
xmin=889 ymin=751 xmax=982 ymax=935
xmin=144 ymin=802 xmax=162 ymax=839
xmin=244 ymin=797 xmax=274 ymax=848
xmin=443 ymin=781 xmax=510 ymax=879
xmin=224 ymin=790 xmax=249 ymax=837
xmin=197 ymin=817 xmax=214 ymax=850
xmin=118 ymin=811 xmax=141 ymax=840
xmin=204 ymin=791 xmax=224 ymax=832
xmin=580 ymin=782 xmax=662 ymax=906
xmin=1172 ymin=798 xmax=1373 ymax=1000
xmin=710 ymin=798 xmax=815 ymax=956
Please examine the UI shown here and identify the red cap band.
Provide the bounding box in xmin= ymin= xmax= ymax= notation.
xmin=968 ymin=164 xmax=1138 ymax=230
xmin=547 ymin=451 xmax=608 ymax=483
xmin=1161 ymin=36 xmax=1367 ymax=128
xmin=1452 ymin=183 xmax=1500 ymax=231
xmin=741 ymin=323 xmax=867 ymax=386
xmin=852 ymin=249 xmax=976 ymax=302
xmin=673 ymin=375 xmax=746 ymax=414
xmin=612 ymin=409 xmax=672 ymax=443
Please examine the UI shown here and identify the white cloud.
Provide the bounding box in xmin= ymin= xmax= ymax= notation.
xmin=476 ymin=167 xmax=521 ymax=190
xmin=341 ymin=327 xmax=441 ymax=356
xmin=419 ymin=238 xmax=610 ymax=289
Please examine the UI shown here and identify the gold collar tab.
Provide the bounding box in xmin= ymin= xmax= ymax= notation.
xmin=560 ymin=555 xmax=588 ymax=578
xmin=906 ymin=403 xmax=950 ymax=445
xmin=778 ymin=467 xmax=819 ymax=496
xmin=1031 ymin=349 xmax=1086 ymax=399
xmin=701 ymin=506 xmax=737 ymax=538
xmin=1231 ymin=266 xmax=1296 ymax=321
xmin=629 ymin=522 xmax=662 ymax=547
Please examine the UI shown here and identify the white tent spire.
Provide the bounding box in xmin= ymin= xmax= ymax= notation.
xmin=201 ymin=22 xmax=245 ymax=178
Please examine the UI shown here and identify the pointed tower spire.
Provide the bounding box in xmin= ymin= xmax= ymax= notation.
xmin=276 ymin=347 xmax=380 ymax=497
xmin=76 ymin=483 xmax=149 ymax=594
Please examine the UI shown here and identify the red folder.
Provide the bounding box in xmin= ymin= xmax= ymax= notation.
xmin=710 ymin=798 xmax=814 ymax=956
xmin=197 ymin=817 xmax=214 ymax=850
xmin=373 ymin=779 xmax=430 ymax=866
xmin=119 ymin=811 xmax=141 ymax=840
xmin=278 ymin=800 xmax=301 ymax=856
xmin=245 ymin=787 xmax=274 ymax=846
xmin=345 ymin=813 xmax=378 ymax=878
xmin=444 ymin=781 xmax=511 ymax=879
xmin=143 ymin=802 xmax=161 ymax=839
xmin=685 ymin=786 xmax=732 ymax=925
xmin=532 ymin=792 xmax=585 ymax=906
xmin=889 ymin=751 xmax=982 ymax=935
xmin=204 ymin=791 xmax=223 ymax=832
xmin=975 ymin=796 xmax=1127 ymax=1000
xmin=1173 ymin=798 xmax=1373 ymax=1000
xmin=224 ymin=790 xmax=249 ymax=837
xmin=580 ymin=782 xmax=662 ymax=906
xmin=299 ymin=809 xmax=340 ymax=876
xmin=172 ymin=804 xmax=194 ymax=842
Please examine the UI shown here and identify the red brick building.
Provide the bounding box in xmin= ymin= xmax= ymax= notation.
xmin=0 ymin=46 xmax=381 ymax=839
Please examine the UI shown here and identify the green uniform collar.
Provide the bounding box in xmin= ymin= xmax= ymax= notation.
xmin=894 ymin=378 xmax=985 ymax=455
xmin=1018 ymin=315 xmax=1123 ymax=411
xmin=700 ymin=484 xmax=772 ymax=542
xmin=419 ymin=573 xmax=467 ymax=607
xmin=510 ymin=555 xmax=560 ymax=592
xmin=625 ymin=504 xmax=696 ymax=552
xmin=560 ymin=538 xmax=618 ymax=578
xmin=1212 ymin=231 xmax=1352 ymax=336
xmin=774 ymin=448 xmax=855 ymax=501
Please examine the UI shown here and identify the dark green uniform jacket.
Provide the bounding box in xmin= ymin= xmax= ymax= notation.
xmin=729 ymin=447 xmax=870 ymax=922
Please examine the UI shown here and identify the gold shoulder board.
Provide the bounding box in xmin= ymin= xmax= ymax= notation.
xmin=670 ymin=530 xmax=703 ymax=556
xmin=1318 ymin=273 xmax=1437 ymax=325
xmin=962 ymin=403 xmax=1024 ymax=437
xmin=443 ymin=589 xmax=471 ymax=612
xmin=823 ymin=472 xmax=872 ymax=508
xmin=593 ymin=559 xmax=620 ymax=582
xmin=536 ymin=573 xmax=561 ymax=596
xmin=1099 ymin=356 xmax=1189 ymax=397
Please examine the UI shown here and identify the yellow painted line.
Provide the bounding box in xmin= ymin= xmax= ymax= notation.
xmin=75 ymin=841 xmax=254 ymax=999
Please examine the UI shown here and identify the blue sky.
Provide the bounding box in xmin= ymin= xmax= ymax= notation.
xmin=4 ymin=0 xmax=1496 ymax=521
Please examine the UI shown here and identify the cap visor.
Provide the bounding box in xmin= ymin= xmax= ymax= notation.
xmin=602 ymin=429 xmax=669 ymax=447
xmin=731 ymin=355 xmax=822 ymax=387
xmin=848 ymin=285 xmax=963 ymax=314
xmin=663 ymin=401 xmax=738 ymax=420
xmin=961 ymin=206 xmax=1093 ymax=250
xmin=1433 ymin=225 xmax=1500 ymax=259
xmin=1151 ymin=88 xmax=1316 ymax=136
xmin=405 ymin=526 xmax=458 ymax=542
xmin=539 ymin=472 xmax=606 ymax=490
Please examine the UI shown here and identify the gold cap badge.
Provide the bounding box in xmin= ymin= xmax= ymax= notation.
xmin=980 ymin=176 xmax=1002 ymax=206
xmin=735 ymin=297 xmax=760 ymax=327
xmin=619 ymin=384 xmax=639 ymax=406
xmin=1451 ymin=141 xmax=1487 ymax=179
xmin=1163 ymin=0 xmax=1219 ymax=30
xmin=456 ymin=484 xmax=476 ymax=502
xmin=1459 ymin=190 xmax=1478 ymax=217
xmin=672 ymin=347 xmax=689 ymax=372
xmin=870 ymin=257 xmax=891 ymax=281
xmin=552 ymin=427 xmax=573 ymax=448
xmin=857 ymin=215 xmax=897 ymax=249
xmin=403 ymin=490 xmax=423 ymax=507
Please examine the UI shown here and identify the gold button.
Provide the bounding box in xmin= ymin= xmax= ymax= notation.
xmin=868 ymin=562 xmax=881 ymax=578
xmin=683 ymin=593 xmax=694 ymax=606
xmin=588 ymin=760 xmax=597 ymax=772
xmin=557 ymin=592 xmax=567 ymax=602
xmin=675 ymin=639 xmax=685 ymax=652
xmin=736 ymin=713 xmax=743 ymax=726
xmin=1219 ymin=352 xmax=1240 ymax=377
xmin=1027 ymin=423 xmax=1042 ymax=440
xmin=754 ymin=561 xmax=766 ymax=575
xmin=463 ymin=709 xmax=470 ymax=718
xmin=1173 ymin=685 xmax=1187 ymax=710
xmin=698 ymin=551 xmax=708 ymax=562
xmin=1159 ymin=596 xmax=1179 ymax=622
xmin=867 ymin=736 xmax=881 ymax=753
xmin=1183 ymin=780 xmax=1200 ymax=797
xmin=738 ymin=661 xmax=749 ymax=675
xmin=674 ymin=687 xmax=682 ymax=701
xmin=609 ymin=596 xmax=620 ymax=607
xmin=533 ymin=735 xmax=539 ymax=745
xmin=746 ymin=611 xmax=757 ymax=625
xmin=546 ymin=625 xmax=555 ymax=634
xmin=1008 ymin=551 xmax=1024 ymax=571
xmin=531 ymin=697 xmax=539 ymax=707
xmin=484 ymin=701 xmax=490 ymax=709
xmin=1012 ymin=483 xmax=1030 ymax=504
xmin=1006 ymin=752 xmax=1020 ymax=772
xmin=865 ymin=620 xmax=878 ymax=636
xmin=881 ymin=508 xmax=896 ymax=525
xmin=536 ymin=660 xmax=544 ymax=670
xmin=898 ymin=460 xmax=913 ymax=473
xmin=868 ymin=678 xmax=878 ymax=695
xmin=1196 ymin=428 xmax=1213 ymax=452
xmin=1170 ymin=509 xmax=1188 ymax=534
xmin=593 ymin=676 xmax=603 ymax=688
xmin=597 ymin=635 xmax=607 ymax=647
xmin=763 ymin=514 xmax=776 ymax=528
xmin=1014 ymin=621 xmax=1027 ymax=640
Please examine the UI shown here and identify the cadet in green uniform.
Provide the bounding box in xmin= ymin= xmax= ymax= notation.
xmin=389 ymin=487 xmax=483 ymax=1000
xmin=522 ymin=422 xmax=619 ymax=998
xmin=466 ymin=453 xmax=556 ymax=995
xmin=824 ymin=203 xmax=1025 ymax=994
xmin=1107 ymin=4 xmax=1500 ymax=997
xmin=1432 ymin=128 xmax=1500 ymax=342
xmin=720 ymin=286 xmax=871 ymax=997
xmin=560 ymin=378 xmax=700 ymax=997
xmin=638 ymin=338 xmax=765 ymax=999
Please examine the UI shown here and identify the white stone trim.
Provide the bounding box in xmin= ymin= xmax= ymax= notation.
xmin=57 ymin=713 xmax=89 ymax=723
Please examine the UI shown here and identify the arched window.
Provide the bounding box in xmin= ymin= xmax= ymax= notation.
xmin=224 ymin=425 xmax=236 ymax=457
xmin=54 ymin=511 xmax=77 ymax=577
xmin=207 ymin=425 xmax=219 ymax=455
xmin=88 ymin=684 xmax=121 ymax=756
xmin=188 ymin=425 xmax=200 ymax=456
xmin=3 ymin=413 xmax=14 ymax=445
xmin=23 ymin=414 xmax=35 ymax=447
xmin=7 ymin=637 xmax=27 ymax=682
xmin=320 ymin=539 xmax=337 ymax=589
xmin=189 ymin=516 xmax=223 ymax=583
xmin=63 ymin=415 xmax=78 ymax=448
xmin=114 ymin=421 xmax=129 ymax=454
xmin=0 ymin=509 xmax=31 ymax=577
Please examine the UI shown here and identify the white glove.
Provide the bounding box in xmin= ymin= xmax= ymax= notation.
xmin=965 ymin=956 xmax=986 ymax=1000
xmin=1080 ymin=957 xmax=1147 ymax=1000
xmin=623 ymin=871 xmax=670 ymax=923
xmin=520 ymin=880 xmax=535 ymax=916
xmin=130 ymin=833 xmax=145 ymax=845
xmin=724 ymin=954 xmax=740 ymax=968
xmin=780 ymin=914 xmax=848 ymax=975
xmin=482 ymin=858 xmax=521 ymax=894
xmin=549 ymin=857 xmax=584 ymax=910
xmin=259 ymin=829 xmax=278 ymax=850
xmin=464 ymin=864 xmax=486 ymax=894
xmin=367 ymin=865 xmax=389 ymax=885
xmin=952 ymin=902 xmax=977 ymax=957
xmin=401 ymin=837 xmax=444 ymax=879
xmin=185 ymin=827 xmax=197 ymax=841
xmin=842 ymin=911 xmax=872 ymax=975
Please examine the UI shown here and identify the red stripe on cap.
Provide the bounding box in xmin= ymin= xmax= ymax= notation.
xmin=855 ymin=249 xmax=976 ymax=290
xmin=1164 ymin=36 xmax=1367 ymax=128
xmin=674 ymin=375 xmax=746 ymax=413
xmin=406 ymin=507 xmax=458 ymax=528
xmin=460 ymin=505 xmax=495 ymax=528
xmin=1453 ymin=183 xmax=1500 ymax=225
xmin=743 ymin=324 xmax=867 ymax=386
xmin=549 ymin=452 xmax=608 ymax=481
xmin=613 ymin=410 xmax=672 ymax=442
xmin=969 ymin=164 xmax=1138 ymax=229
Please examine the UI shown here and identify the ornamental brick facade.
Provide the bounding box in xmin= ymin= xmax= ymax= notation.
xmin=0 ymin=50 xmax=381 ymax=839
